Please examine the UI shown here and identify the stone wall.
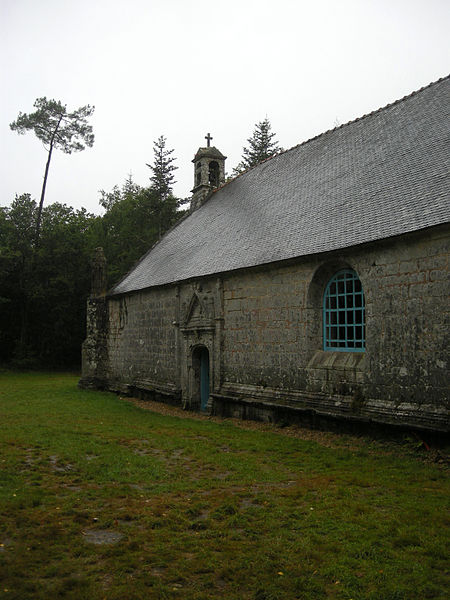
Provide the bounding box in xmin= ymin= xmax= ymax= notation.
xmin=97 ymin=225 xmax=448 ymax=431
xmin=106 ymin=287 xmax=179 ymax=397
xmin=221 ymin=264 xmax=310 ymax=390
xmin=218 ymin=226 xmax=449 ymax=430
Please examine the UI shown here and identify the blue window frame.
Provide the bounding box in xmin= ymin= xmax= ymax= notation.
xmin=323 ymin=269 xmax=365 ymax=352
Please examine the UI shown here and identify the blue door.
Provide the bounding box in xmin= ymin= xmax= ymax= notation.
xmin=200 ymin=348 xmax=210 ymax=411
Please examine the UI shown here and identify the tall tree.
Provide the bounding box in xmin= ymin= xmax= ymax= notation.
xmin=146 ymin=135 xmax=178 ymax=237
xmin=10 ymin=97 xmax=95 ymax=241
xmin=147 ymin=135 xmax=178 ymax=201
xmin=233 ymin=117 xmax=282 ymax=174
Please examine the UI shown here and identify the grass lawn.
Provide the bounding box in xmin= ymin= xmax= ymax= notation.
xmin=0 ymin=372 xmax=448 ymax=600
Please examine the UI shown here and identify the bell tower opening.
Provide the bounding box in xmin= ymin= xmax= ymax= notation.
xmin=209 ymin=161 xmax=220 ymax=187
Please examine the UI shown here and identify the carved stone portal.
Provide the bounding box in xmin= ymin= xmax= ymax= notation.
xmin=179 ymin=281 xmax=222 ymax=411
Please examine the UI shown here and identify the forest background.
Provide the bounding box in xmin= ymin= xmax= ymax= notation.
xmin=0 ymin=179 xmax=181 ymax=369
xmin=0 ymin=114 xmax=279 ymax=369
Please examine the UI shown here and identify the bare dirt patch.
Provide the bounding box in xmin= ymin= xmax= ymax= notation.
xmin=49 ymin=455 xmax=74 ymax=472
xmin=82 ymin=529 xmax=124 ymax=545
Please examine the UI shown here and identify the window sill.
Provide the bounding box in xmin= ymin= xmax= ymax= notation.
xmin=307 ymin=350 xmax=365 ymax=371
xmin=306 ymin=350 xmax=366 ymax=393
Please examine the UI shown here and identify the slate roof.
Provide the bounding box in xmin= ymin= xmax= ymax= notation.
xmin=111 ymin=76 xmax=450 ymax=296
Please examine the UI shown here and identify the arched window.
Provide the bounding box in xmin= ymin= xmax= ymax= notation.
xmin=323 ymin=269 xmax=365 ymax=352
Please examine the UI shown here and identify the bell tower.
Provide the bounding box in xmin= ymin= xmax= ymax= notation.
xmin=191 ymin=133 xmax=226 ymax=210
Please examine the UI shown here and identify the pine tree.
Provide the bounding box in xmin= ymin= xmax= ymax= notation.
xmin=146 ymin=135 xmax=178 ymax=201
xmin=146 ymin=135 xmax=180 ymax=238
xmin=10 ymin=97 xmax=94 ymax=241
xmin=233 ymin=118 xmax=282 ymax=175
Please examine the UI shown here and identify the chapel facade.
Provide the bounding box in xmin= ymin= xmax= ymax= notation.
xmin=80 ymin=77 xmax=450 ymax=433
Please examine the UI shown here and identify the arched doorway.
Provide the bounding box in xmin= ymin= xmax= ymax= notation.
xmin=192 ymin=346 xmax=210 ymax=411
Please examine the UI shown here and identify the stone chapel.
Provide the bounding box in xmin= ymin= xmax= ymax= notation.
xmin=80 ymin=76 xmax=449 ymax=433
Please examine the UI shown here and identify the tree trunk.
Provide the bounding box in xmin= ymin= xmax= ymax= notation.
xmin=35 ymin=113 xmax=63 ymax=243
xmin=17 ymin=255 xmax=30 ymax=363
xmin=35 ymin=144 xmax=53 ymax=242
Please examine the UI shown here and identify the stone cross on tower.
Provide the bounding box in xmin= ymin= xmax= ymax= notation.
xmin=205 ymin=133 xmax=213 ymax=147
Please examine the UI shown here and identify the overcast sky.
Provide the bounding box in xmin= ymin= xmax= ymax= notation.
xmin=1 ymin=0 xmax=449 ymax=215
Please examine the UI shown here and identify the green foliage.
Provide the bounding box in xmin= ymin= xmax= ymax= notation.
xmin=10 ymin=97 xmax=94 ymax=154
xmin=0 ymin=196 xmax=97 ymax=367
xmin=0 ymin=173 xmax=186 ymax=367
xmin=147 ymin=135 xmax=178 ymax=202
xmin=31 ymin=204 xmax=98 ymax=365
xmin=5 ymin=110 xmax=186 ymax=368
xmin=233 ymin=117 xmax=282 ymax=175
xmin=97 ymin=175 xmax=185 ymax=285
xmin=10 ymin=97 xmax=95 ymax=240
xmin=0 ymin=195 xmax=38 ymax=364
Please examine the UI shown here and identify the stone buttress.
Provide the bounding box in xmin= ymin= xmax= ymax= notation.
xmin=79 ymin=247 xmax=109 ymax=389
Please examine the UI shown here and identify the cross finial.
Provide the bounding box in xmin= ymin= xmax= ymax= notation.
xmin=205 ymin=133 xmax=213 ymax=147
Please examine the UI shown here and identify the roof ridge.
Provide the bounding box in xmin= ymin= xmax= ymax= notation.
xmin=292 ymin=74 xmax=450 ymax=149
xmin=217 ymin=74 xmax=450 ymax=191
